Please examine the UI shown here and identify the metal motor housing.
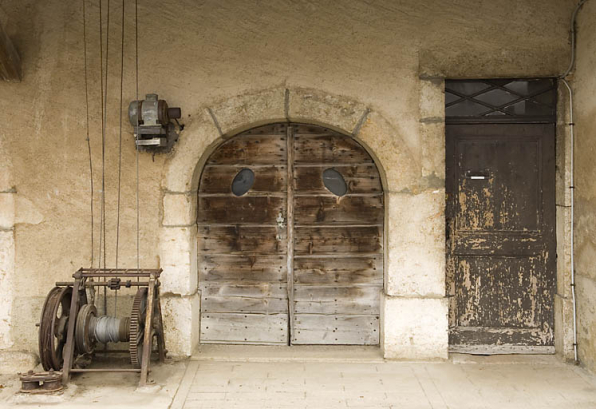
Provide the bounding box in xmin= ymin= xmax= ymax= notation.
xmin=129 ymin=93 xmax=182 ymax=151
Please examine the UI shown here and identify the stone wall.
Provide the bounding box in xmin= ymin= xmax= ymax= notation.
xmin=0 ymin=0 xmax=576 ymax=371
xmin=574 ymin=0 xmax=596 ymax=373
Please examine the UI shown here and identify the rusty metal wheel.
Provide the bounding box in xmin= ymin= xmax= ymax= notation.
xmin=75 ymin=303 xmax=97 ymax=355
xmin=38 ymin=287 xmax=73 ymax=371
xmin=129 ymin=288 xmax=147 ymax=369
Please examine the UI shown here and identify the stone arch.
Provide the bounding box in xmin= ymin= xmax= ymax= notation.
xmin=158 ymin=86 xmax=421 ymax=357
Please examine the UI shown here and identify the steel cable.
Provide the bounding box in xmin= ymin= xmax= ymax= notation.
xmin=135 ymin=0 xmax=140 ymax=279
xmin=114 ymin=0 xmax=125 ymax=315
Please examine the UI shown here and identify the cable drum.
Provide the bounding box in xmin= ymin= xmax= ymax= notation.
xmin=92 ymin=316 xmax=130 ymax=344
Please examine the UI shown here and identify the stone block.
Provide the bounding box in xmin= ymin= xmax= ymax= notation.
xmin=420 ymin=122 xmax=445 ymax=180
xmin=163 ymin=193 xmax=197 ymax=227
xmin=159 ymin=226 xmax=198 ymax=296
xmin=419 ymin=78 xmax=444 ymax=120
xmin=161 ymin=294 xmax=200 ymax=357
xmin=382 ymin=295 xmax=448 ymax=360
xmin=554 ymin=294 xmax=575 ymax=361
xmin=356 ymin=111 xmax=420 ymax=193
xmin=209 ymin=87 xmax=286 ymax=135
xmin=0 ymin=230 xmax=15 ymax=349
xmin=288 ymin=87 xmax=368 ymax=134
xmin=386 ymin=191 xmax=445 ymax=297
xmin=0 ymin=192 xmax=15 ymax=229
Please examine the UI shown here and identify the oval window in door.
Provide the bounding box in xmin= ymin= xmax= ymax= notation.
xmin=231 ymin=168 xmax=255 ymax=196
xmin=322 ymin=168 xmax=348 ymax=197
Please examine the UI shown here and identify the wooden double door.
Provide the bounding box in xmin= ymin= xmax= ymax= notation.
xmin=198 ymin=123 xmax=384 ymax=345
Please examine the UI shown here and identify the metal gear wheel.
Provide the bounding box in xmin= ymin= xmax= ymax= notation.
xmin=129 ymin=288 xmax=148 ymax=368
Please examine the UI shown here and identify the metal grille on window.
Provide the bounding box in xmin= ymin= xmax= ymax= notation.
xmin=445 ymin=79 xmax=557 ymax=123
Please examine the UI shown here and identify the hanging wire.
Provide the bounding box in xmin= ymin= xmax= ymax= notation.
xmin=135 ymin=0 xmax=140 ymax=278
xmin=82 ymin=0 xmax=93 ymax=268
xmin=82 ymin=0 xmax=96 ymax=305
xmin=100 ymin=0 xmax=112 ymax=316
xmin=97 ymin=0 xmax=104 ymax=273
xmin=114 ymin=0 xmax=125 ymax=315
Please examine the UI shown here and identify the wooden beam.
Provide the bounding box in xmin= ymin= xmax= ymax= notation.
xmin=0 ymin=20 xmax=21 ymax=82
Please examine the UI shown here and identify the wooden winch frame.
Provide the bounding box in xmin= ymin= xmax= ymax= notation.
xmin=57 ymin=268 xmax=165 ymax=386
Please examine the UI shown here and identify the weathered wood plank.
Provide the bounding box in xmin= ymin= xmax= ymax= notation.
xmin=294 ymin=134 xmax=373 ymax=164
xmin=201 ymin=313 xmax=288 ymax=344
xmin=198 ymin=196 xmax=285 ymax=224
xmin=449 ymin=326 xmax=553 ymax=347
xmin=294 ymin=196 xmax=383 ymax=225
xmin=294 ymin=165 xmax=382 ymax=194
xmin=199 ymin=255 xmax=287 ymax=283
xmin=198 ymin=226 xmax=286 ymax=254
xmin=294 ymin=226 xmax=382 ymax=255
xmin=292 ymin=315 xmax=380 ymax=345
xmin=200 ymin=166 xmax=286 ymax=194
xmin=293 ymin=298 xmax=379 ymax=315
xmin=200 ymin=283 xmax=288 ymax=298
xmin=293 ymin=285 xmax=382 ymax=302
xmin=294 ymin=256 xmax=383 ymax=285
xmin=208 ymin=135 xmax=286 ymax=165
xmin=286 ymin=126 xmax=296 ymax=345
xmin=202 ymin=296 xmax=288 ymax=314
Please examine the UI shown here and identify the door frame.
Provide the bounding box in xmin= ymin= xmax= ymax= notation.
xmin=443 ymin=78 xmax=569 ymax=356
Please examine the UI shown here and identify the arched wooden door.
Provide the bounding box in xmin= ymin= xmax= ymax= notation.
xmin=198 ymin=123 xmax=383 ymax=345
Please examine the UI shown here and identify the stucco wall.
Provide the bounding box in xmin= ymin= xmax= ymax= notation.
xmin=0 ymin=0 xmax=576 ymax=369
xmin=574 ymin=0 xmax=596 ymax=373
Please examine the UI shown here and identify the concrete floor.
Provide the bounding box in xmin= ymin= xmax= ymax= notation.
xmin=2 ymin=347 xmax=596 ymax=409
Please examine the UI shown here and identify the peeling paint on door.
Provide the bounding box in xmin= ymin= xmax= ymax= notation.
xmin=446 ymin=123 xmax=556 ymax=352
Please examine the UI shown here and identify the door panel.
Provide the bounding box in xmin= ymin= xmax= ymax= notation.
xmin=446 ymin=124 xmax=556 ymax=352
xmin=290 ymin=129 xmax=383 ymax=345
xmin=199 ymin=124 xmax=289 ymax=345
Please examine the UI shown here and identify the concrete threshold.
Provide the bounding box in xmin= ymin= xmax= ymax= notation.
xmin=192 ymin=344 xmax=570 ymax=367
xmin=192 ymin=344 xmax=385 ymax=363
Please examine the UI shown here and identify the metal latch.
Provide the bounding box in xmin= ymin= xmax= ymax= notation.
xmin=276 ymin=212 xmax=286 ymax=240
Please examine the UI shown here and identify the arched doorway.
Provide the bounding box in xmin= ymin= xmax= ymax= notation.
xmin=197 ymin=123 xmax=384 ymax=345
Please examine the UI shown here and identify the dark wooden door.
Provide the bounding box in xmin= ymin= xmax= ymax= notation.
xmin=198 ymin=123 xmax=383 ymax=345
xmin=446 ymin=124 xmax=556 ymax=353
